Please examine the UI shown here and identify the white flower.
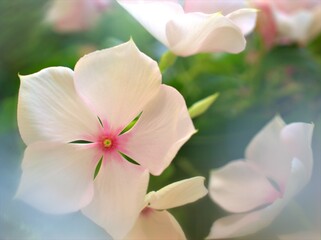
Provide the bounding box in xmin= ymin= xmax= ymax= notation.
xmin=117 ymin=0 xmax=257 ymax=56
xmin=252 ymin=0 xmax=321 ymax=46
xmin=15 ymin=40 xmax=195 ymax=239
xmin=125 ymin=177 xmax=208 ymax=240
xmin=208 ymin=116 xmax=314 ymax=239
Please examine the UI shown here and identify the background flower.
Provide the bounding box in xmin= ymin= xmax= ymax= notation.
xmin=208 ymin=116 xmax=314 ymax=239
xmin=45 ymin=0 xmax=111 ymax=33
xmin=252 ymin=0 xmax=321 ymax=47
xmin=117 ymin=0 xmax=257 ymax=56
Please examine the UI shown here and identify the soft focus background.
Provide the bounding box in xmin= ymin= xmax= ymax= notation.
xmin=0 ymin=0 xmax=320 ymax=239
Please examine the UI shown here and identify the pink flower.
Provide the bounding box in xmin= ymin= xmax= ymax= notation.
xmin=15 ymin=40 xmax=195 ymax=239
xmin=125 ymin=177 xmax=208 ymax=240
xmin=45 ymin=0 xmax=110 ymax=33
xmin=252 ymin=0 xmax=321 ymax=46
xmin=208 ymin=116 xmax=314 ymax=239
xmin=117 ymin=0 xmax=257 ymax=56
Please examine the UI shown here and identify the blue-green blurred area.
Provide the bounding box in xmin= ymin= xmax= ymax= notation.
xmin=0 ymin=0 xmax=320 ymax=239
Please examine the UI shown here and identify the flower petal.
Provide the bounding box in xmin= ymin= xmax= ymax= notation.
xmin=207 ymin=199 xmax=286 ymax=239
xmin=81 ymin=155 xmax=149 ymax=239
xmin=209 ymin=160 xmax=280 ymax=213
xmin=74 ymin=40 xmax=161 ymax=131
xmin=147 ymin=177 xmax=208 ymax=210
xmin=226 ymin=9 xmax=258 ymax=35
xmin=184 ymin=0 xmax=248 ymax=15
xmin=281 ymin=123 xmax=314 ymax=184
xmin=245 ymin=116 xmax=292 ymax=192
xmin=18 ymin=67 xmax=100 ymax=145
xmin=120 ymin=85 xmax=196 ymax=175
xmin=166 ymin=12 xmax=246 ymax=56
xmin=125 ymin=209 xmax=186 ymax=240
xmin=15 ymin=142 xmax=97 ymax=214
xmin=117 ymin=0 xmax=184 ymax=46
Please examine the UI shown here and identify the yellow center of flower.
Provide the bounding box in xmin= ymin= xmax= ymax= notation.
xmin=103 ymin=139 xmax=112 ymax=148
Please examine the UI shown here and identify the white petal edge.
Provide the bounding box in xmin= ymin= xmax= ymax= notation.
xmin=209 ymin=160 xmax=281 ymax=213
xmin=184 ymin=0 xmax=248 ymax=15
xmin=166 ymin=12 xmax=246 ymax=56
xmin=245 ymin=116 xmax=292 ymax=192
xmin=281 ymin=122 xmax=314 ymax=184
xmin=207 ymin=199 xmax=286 ymax=239
xmin=226 ymin=8 xmax=258 ymax=36
xmin=120 ymin=85 xmax=196 ymax=176
xmin=18 ymin=67 xmax=100 ymax=145
xmin=117 ymin=0 xmax=184 ymax=46
xmin=125 ymin=209 xmax=186 ymax=240
xmin=147 ymin=176 xmax=208 ymax=210
xmin=74 ymin=40 xmax=161 ymax=131
xmin=15 ymin=142 xmax=97 ymax=214
xmin=81 ymin=155 xmax=149 ymax=240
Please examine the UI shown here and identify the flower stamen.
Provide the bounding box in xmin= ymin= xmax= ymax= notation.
xmin=103 ymin=138 xmax=112 ymax=148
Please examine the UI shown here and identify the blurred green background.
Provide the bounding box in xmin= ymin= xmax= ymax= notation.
xmin=0 ymin=0 xmax=320 ymax=239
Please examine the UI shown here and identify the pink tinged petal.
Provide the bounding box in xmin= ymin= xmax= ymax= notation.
xmin=209 ymin=160 xmax=280 ymax=213
xmin=74 ymin=40 xmax=161 ymax=131
xmin=18 ymin=67 xmax=100 ymax=145
xmin=120 ymin=85 xmax=196 ymax=175
xmin=184 ymin=0 xmax=248 ymax=15
xmin=308 ymin=6 xmax=321 ymax=41
xmin=81 ymin=156 xmax=149 ymax=240
xmin=15 ymin=142 xmax=97 ymax=214
xmin=245 ymin=116 xmax=292 ymax=192
xmin=226 ymin=9 xmax=258 ymax=36
xmin=281 ymin=123 xmax=314 ymax=183
xmin=166 ymin=12 xmax=246 ymax=56
xmin=147 ymin=177 xmax=207 ymax=210
xmin=207 ymin=199 xmax=286 ymax=239
xmin=125 ymin=209 xmax=186 ymax=240
xmin=46 ymin=0 xmax=102 ymax=33
xmin=117 ymin=0 xmax=184 ymax=46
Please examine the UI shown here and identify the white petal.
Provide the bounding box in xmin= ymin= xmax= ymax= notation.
xmin=125 ymin=209 xmax=186 ymax=240
xmin=18 ymin=67 xmax=100 ymax=145
xmin=226 ymin=9 xmax=258 ymax=35
xmin=207 ymin=199 xmax=286 ymax=239
xmin=273 ymin=10 xmax=313 ymax=43
xmin=74 ymin=40 xmax=161 ymax=131
xmin=245 ymin=116 xmax=292 ymax=192
xmin=15 ymin=142 xmax=97 ymax=214
xmin=184 ymin=0 xmax=248 ymax=15
xmin=120 ymin=85 xmax=196 ymax=175
xmin=281 ymin=123 xmax=314 ymax=184
xmin=117 ymin=0 xmax=184 ymax=46
xmin=81 ymin=156 xmax=149 ymax=240
xmin=209 ymin=160 xmax=280 ymax=213
xmin=166 ymin=12 xmax=246 ymax=56
xmin=147 ymin=177 xmax=207 ymax=210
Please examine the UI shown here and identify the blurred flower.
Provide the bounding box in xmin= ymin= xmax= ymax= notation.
xmin=15 ymin=40 xmax=195 ymax=239
xmin=117 ymin=0 xmax=257 ymax=56
xmin=45 ymin=0 xmax=111 ymax=33
xmin=252 ymin=0 xmax=321 ymax=47
xmin=208 ymin=116 xmax=314 ymax=239
xmin=125 ymin=177 xmax=208 ymax=240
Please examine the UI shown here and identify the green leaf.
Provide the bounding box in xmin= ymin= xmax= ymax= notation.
xmin=159 ymin=51 xmax=177 ymax=72
xmin=188 ymin=93 xmax=219 ymax=119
